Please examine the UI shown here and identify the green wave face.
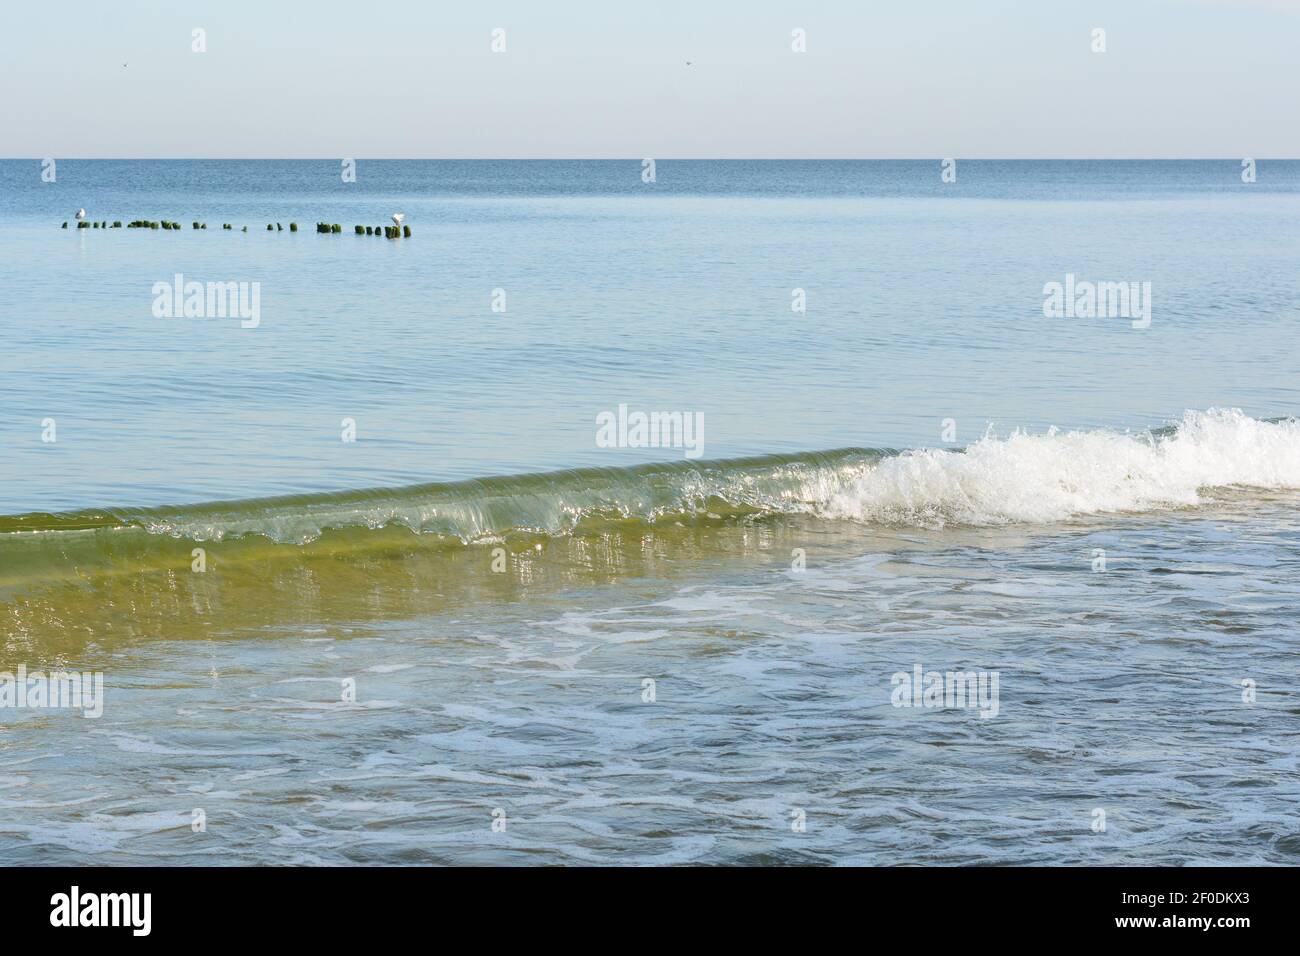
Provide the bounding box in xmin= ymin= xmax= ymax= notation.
xmin=1 ymin=446 xmax=882 ymax=550
xmin=0 ymin=449 xmax=885 ymax=661
xmin=4 ymin=408 xmax=1299 ymax=663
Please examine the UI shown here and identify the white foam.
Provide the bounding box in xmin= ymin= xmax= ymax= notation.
xmin=823 ymin=409 xmax=1300 ymax=527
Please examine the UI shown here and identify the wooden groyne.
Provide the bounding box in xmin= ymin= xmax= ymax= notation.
xmin=64 ymin=218 xmax=412 ymax=238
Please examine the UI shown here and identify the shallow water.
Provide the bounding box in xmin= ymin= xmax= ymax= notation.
xmin=1 ymin=161 xmax=1297 ymax=865
xmin=4 ymin=500 xmax=1298 ymax=865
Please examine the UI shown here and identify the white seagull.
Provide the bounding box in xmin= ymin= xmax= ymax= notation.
xmin=391 ymin=213 xmax=405 ymax=228
xmin=75 ymin=208 xmax=87 ymax=222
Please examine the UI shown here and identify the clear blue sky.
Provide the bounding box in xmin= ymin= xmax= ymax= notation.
xmin=2 ymin=0 xmax=1297 ymax=157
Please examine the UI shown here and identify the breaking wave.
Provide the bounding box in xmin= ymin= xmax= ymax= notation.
xmin=2 ymin=409 xmax=1297 ymax=562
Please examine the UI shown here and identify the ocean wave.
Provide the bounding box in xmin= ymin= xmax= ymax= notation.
xmin=824 ymin=407 xmax=1300 ymax=526
xmin=2 ymin=409 xmax=1297 ymax=552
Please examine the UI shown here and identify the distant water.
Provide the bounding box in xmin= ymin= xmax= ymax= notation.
xmin=0 ymin=161 xmax=1297 ymax=865
xmin=3 ymin=159 xmax=1299 ymax=512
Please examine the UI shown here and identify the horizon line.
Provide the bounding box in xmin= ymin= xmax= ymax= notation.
xmin=4 ymin=156 xmax=1295 ymax=162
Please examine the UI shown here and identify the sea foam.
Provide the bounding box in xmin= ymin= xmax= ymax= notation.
xmin=822 ymin=408 xmax=1300 ymax=526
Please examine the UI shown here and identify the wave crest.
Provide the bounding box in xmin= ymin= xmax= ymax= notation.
xmin=824 ymin=408 xmax=1300 ymax=526
xmin=3 ymin=410 xmax=1297 ymax=552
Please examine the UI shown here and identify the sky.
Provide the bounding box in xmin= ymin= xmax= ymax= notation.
xmin=1 ymin=0 xmax=1297 ymax=158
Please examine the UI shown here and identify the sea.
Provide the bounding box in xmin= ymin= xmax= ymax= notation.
xmin=0 ymin=159 xmax=1297 ymax=864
